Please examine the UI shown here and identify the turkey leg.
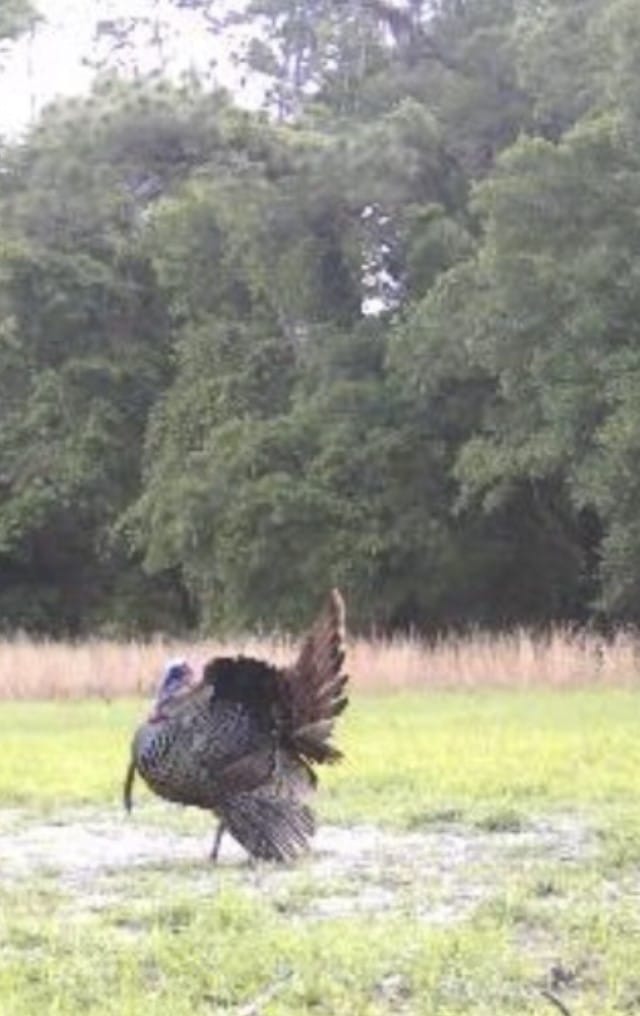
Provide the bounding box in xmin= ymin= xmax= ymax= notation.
xmin=210 ymin=820 xmax=226 ymax=861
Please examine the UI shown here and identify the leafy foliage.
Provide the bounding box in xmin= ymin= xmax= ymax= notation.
xmin=2 ymin=1 xmax=640 ymax=632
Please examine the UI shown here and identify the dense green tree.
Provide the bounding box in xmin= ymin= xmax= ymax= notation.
xmin=0 ymin=81 xmax=234 ymax=632
xmin=127 ymin=84 xmax=476 ymax=630
xmin=3 ymin=0 xmax=640 ymax=634
xmin=394 ymin=94 xmax=640 ymax=620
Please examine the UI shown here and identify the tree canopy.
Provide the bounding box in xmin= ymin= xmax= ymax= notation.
xmin=1 ymin=0 xmax=639 ymax=634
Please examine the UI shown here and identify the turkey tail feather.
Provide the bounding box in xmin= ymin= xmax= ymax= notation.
xmin=284 ymin=588 xmax=349 ymax=765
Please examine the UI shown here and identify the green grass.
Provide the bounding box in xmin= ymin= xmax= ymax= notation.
xmin=2 ymin=690 xmax=640 ymax=1014
xmin=0 ymin=880 xmax=543 ymax=1016
xmin=1 ymin=690 xmax=640 ymax=821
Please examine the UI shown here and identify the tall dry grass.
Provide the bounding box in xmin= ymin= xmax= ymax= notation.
xmin=0 ymin=626 xmax=639 ymax=700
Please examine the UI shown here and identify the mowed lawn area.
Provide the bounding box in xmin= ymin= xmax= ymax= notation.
xmin=2 ymin=691 xmax=640 ymax=1014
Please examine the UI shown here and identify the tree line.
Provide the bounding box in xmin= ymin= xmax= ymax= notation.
xmin=1 ymin=0 xmax=639 ymax=636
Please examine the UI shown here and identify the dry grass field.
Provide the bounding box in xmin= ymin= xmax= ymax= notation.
xmin=0 ymin=625 xmax=639 ymax=699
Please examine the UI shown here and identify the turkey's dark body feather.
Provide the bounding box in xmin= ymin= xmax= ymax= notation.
xmin=134 ymin=694 xmax=268 ymax=807
xmin=125 ymin=590 xmax=348 ymax=862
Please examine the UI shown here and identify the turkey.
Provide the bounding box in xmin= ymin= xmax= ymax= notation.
xmin=123 ymin=589 xmax=349 ymax=862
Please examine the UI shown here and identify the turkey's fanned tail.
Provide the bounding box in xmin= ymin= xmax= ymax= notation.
xmin=283 ymin=588 xmax=349 ymax=765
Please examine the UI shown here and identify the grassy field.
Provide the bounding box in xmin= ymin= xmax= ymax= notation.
xmin=2 ymin=625 xmax=640 ymax=699
xmin=2 ymin=690 xmax=640 ymax=1014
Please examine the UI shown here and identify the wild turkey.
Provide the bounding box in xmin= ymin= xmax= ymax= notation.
xmin=124 ymin=589 xmax=348 ymax=862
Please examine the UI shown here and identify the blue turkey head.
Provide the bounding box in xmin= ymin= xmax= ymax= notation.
xmin=156 ymin=658 xmax=194 ymax=705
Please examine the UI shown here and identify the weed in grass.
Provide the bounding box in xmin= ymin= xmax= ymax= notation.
xmin=475 ymin=808 xmax=525 ymax=833
xmin=406 ymin=807 xmax=465 ymax=829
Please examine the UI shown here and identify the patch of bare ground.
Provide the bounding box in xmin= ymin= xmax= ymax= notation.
xmin=0 ymin=807 xmax=593 ymax=925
